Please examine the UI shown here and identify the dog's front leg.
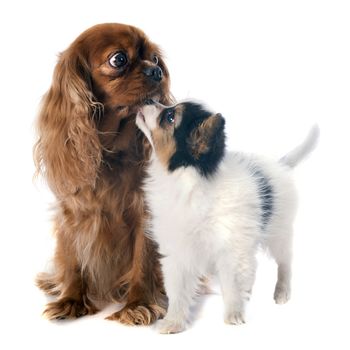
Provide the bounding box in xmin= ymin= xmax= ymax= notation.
xmin=38 ymin=222 xmax=99 ymax=320
xmin=106 ymin=226 xmax=167 ymax=326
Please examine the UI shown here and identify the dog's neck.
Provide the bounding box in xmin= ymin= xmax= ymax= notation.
xmin=97 ymin=108 xmax=150 ymax=175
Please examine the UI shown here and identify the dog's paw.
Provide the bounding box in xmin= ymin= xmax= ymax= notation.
xmin=36 ymin=273 xmax=60 ymax=296
xmin=224 ymin=311 xmax=246 ymax=325
xmin=43 ymin=297 xmax=98 ymax=320
xmin=274 ymin=285 xmax=291 ymax=304
xmin=157 ymin=318 xmax=186 ymax=334
xmin=106 ymin=303 xmax=165 ymax=326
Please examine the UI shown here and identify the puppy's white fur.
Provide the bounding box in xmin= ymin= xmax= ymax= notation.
xmin=137 ymin=106 xmax=319 ymax=333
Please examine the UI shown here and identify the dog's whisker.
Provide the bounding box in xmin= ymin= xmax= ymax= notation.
xmin=96 ymin=131 xmax=119 ymax=136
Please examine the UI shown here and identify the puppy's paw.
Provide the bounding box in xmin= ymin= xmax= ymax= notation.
xmin=274 ymin=284 xmax=291 ymax=304
xmin=106 ymin=303 xmax=165 ymax=326
xmin=197 ymin=276 xmax=213 ymax=295
xmin=157 ymin=318 xmax=186 ymax=334
xmin=43 ymin=296 xmax=98 ymax=320
xmin=224 ymin=311 xmax=246 ymax=325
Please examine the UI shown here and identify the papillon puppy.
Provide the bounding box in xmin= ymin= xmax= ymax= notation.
xmin=136 ymin=101 xmax=319 ymax=334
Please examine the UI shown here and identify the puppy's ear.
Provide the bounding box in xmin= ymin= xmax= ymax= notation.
xmin=185 ymin=113 xmax=226 ymax=176
xmin=188 ymin=113 xmax=225 ymax=159
xmin=34 ymin=48 xmax=102 ymax=196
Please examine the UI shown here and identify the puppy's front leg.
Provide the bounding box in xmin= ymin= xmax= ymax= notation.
xmin=157 ymin=256 xmax=198 ymax=334
xmin=217 ymin=251 xmax=256 ymax=325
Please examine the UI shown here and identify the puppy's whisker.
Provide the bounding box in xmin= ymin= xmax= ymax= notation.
xmin=152 ymin=100 xmax=176 ymax=109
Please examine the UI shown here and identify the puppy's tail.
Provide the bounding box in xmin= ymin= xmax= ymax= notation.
xmin=279 ymin=125 xmax=320 ymax=168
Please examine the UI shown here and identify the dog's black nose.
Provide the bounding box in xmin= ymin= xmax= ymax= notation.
xmin=143 ymin=66 xmax=163 ymax=82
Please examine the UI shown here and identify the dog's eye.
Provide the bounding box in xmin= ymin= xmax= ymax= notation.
xmin=153 ymin=55 xmax=159 ymax=65
xmin=166 ymin=110 xmax=175 ymax=124
xmin=109 ymin=52 xmax=128 ymax=68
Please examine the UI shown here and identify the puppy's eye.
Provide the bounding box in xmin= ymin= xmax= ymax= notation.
xmin=166 ymin=110 xmax=175 ymax=124
xmin=153 ymin=55 xmax=159 ymax=65
xmin=109 ymin=52 xmax=128 ymax=68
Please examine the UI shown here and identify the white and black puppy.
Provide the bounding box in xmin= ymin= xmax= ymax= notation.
xmin=136 ymin=101 xmax=319 ymax=334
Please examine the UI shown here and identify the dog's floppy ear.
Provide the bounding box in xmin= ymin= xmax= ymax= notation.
xmin=34 ymin=48 xmax=103 ymax=197
xmin=188 ymin=113 xmax=225 ymax=159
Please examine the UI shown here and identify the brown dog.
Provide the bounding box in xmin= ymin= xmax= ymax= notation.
xmin=34 ymin=23 xmax=172 ymax=325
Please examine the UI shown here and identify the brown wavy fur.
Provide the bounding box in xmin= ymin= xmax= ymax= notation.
xmin=34 ymin=23 xmax=173 ymax=324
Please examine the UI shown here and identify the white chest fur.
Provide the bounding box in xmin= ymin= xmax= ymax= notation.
xmin=143 ymin=153 xmax=267 ymax=263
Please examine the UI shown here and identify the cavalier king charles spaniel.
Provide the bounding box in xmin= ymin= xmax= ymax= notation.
xmin=34 ymin=23 xmax=173 ymax=325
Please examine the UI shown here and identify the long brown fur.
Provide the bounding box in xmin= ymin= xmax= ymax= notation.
xmin=34 ymin=23 xmax=173 ymax=324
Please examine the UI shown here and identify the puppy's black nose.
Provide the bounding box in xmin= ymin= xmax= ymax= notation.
xmin=143 ymin=66 xmax=163 ymax=82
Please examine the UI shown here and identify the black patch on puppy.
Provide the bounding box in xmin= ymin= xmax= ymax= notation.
xmin=168 ymin=102 xmax=226 ymax=177
xmin=252 ymin=168 xmax=274 ymax=230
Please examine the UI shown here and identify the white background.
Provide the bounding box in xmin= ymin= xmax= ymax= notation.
xmin=1 ymin=0 xmax=349 ymax=349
